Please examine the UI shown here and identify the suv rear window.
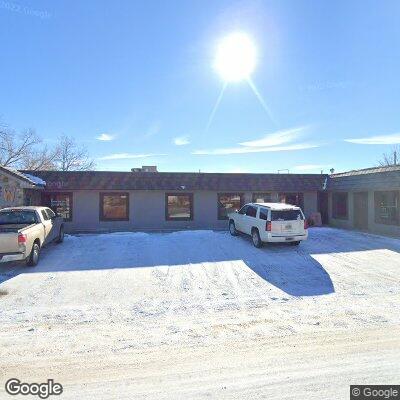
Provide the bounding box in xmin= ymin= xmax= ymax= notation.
xmin=271 ymin=210 xmax=303 ymax=221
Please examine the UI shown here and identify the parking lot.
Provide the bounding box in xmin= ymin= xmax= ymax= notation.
xmin=1 ymin=227 xmax=399 ymax=399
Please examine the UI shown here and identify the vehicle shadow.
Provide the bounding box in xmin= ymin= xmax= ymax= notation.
xmin=0 ymin=229 xmax=345 ymax=297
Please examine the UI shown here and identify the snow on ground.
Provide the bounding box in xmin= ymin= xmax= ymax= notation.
xmin=0 ymin=227 xmax=399 ymax=399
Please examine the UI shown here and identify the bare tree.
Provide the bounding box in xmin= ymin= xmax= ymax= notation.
xmin=54 ymin=135 xmax=95 ymax=171
xmin=21 ymin=145 xmax=59 ymax=171
xmin=0 ymin=126 xmax=42 ymax=168
xmin=378 ymin=145 xmax=399 ymax=166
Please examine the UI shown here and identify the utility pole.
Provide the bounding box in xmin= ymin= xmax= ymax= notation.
xmin=394 ymin=150 xmax=397 ymax=165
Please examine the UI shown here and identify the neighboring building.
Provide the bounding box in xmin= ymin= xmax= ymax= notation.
xmin=328 ymin=165 xmax=400 ymax=237
xmin=18 ymin=169 xmax=327 ymax=233
xmin=0 ymin=166 xmax=45 ymax=209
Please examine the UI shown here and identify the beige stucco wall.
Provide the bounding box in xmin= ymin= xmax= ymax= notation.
xmin=61 ymin=189 xmax=320 ymax=232
xmin=328 ymin=190 xmax=400 ymax=237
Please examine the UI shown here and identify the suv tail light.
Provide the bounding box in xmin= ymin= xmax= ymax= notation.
xmin=266 ymin=221 xmax=271 ymax=231
xmin=304 ymin=220 xmax=308 ymax=230
xmin=18 ymin=233 xmax=27 ymax=245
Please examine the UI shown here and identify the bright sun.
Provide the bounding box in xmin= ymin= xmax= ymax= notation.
xmin=214 ymin=32 xmax=257 ymax=82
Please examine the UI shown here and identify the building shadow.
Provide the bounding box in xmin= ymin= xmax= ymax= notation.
xmin=0 ymin=229 xmax=345 ymax=297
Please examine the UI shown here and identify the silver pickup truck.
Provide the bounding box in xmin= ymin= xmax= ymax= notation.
xmin=0 ymin=206 xmax=64 ymax=266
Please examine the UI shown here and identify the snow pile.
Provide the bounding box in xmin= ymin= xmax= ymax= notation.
xmin=22 ymin=173 xmax=46 ymax=186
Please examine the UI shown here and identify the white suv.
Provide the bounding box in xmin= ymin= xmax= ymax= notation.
xmin=228 ymin=202 xmax=308 ymax=248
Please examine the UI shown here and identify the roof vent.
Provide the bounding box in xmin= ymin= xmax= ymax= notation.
xmin=131 ymin=166 xmax=158 ymax=173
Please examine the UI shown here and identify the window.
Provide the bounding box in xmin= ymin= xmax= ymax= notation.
xmin=279 ymin=192 xmax=304 ymax=209
xmin=238 ymin=205 xmax=248 ymax=215
xmin=246 ymin=205 xmax=257 ymax=217
xmin=41 ymin=210 xmax=50 ymax=221
xmin=271 ymin=210 xmax=303 ymax=221
xmin=165 ymin=193 xmax=193 ymax=221
xmin=252 ymin=193 xmax=273 ymax=203
xmin=218 ymin=193 xmax=243 ymax=220
xmin=0 ymin=210 xmax=38 ymax=225
xmin=100 ymin=193 xmax=129 ymax=221
xmin=46 ymin=209 xmax=56 ymax=219
xmin=259 ymin=207 xmax=269 ymax=220
xmin=42 ymin=192 xmax=73 ymax=221
xmin=374 ymin=191 xmax=399 ymax=225
xmin=332 ymin=192 xmax=348 ymax=219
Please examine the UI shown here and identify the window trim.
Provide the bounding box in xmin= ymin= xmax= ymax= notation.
xmin=217 ymin=192 xmax=244 ymax=220
xmin=374 ymin=190 xmax=399 ymax=226
xmin=99 ymin=192 xmax=130 ymax=222
xmin=42 ymin=192 xmax=73 ymax=222
xmin=332 ymin=192 xmax=348 ymax=220
xmin=165 ymin=193 xmax=194 ymax=221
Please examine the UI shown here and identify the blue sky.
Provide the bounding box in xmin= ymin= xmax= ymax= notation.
xmin=1 ymin=0 xmax=399 ymax=173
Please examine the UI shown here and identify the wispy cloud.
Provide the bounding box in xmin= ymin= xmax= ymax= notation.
xmin=96 ymin=133 xmax=115 ymax=141
xmin=173 ymin=135 xmax=190 ymax=146
xmin=239 ymin=126 xmax=307 ymax=147
xmin=98 ymin=153 xmax=166 ymax=161
xmin=193 ymin=126 xmax=321 ymax=155
xmin=345 ymin=132 xmax=400 ymax=145
xmin=293 ymin=164 xmax=328 ymax=171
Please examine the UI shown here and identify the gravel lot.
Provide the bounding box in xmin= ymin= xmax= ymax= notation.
xmin=0 ymin=227 xmax=399 ymax=399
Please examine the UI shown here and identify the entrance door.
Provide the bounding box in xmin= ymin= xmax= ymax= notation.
xmin=353 ymin=192 xmax=369 ymax=230
xmin=317 ymin=191 xmax=329 ymax=225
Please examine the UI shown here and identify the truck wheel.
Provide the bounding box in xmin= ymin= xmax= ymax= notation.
xmin=291 ymin=241 xmax=300 ymax=246
xmin=27 ymin=242 xmax=40 ymax=267
xmin=229 ymin=220 xmax=237 ymax=236
xmin=56 ymin=226 xmax=64 ymax=244
xmin=252 ymin=229 xmax=262 ymax=248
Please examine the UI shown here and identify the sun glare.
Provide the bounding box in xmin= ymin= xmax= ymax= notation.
xmin=214 ymin=32 xmax=257 ymax=82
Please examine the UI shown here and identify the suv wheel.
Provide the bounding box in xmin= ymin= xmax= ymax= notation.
xmin=252 ymin=229 xmax=262 ymax=248
xmin=229 ymin=220 xmax=237 ymax=236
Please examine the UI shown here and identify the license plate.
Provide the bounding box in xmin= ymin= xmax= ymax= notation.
xmin=285 ymin=237 xmax=294 ymax=241
xmin=284 ymin=224 xmax=292 ymax=230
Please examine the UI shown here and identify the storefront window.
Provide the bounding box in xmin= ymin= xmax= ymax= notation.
xmin=165 ymin=194 xmax=193 ymax=220
xmin=218 ymin=193 xmax=243 ymax=220
xmin=100 ymin=193 xmax=129 ymax=221
xmin=42 ymin=192 xmax=73 ymax=221
xmin=252 ymin=193 xmax=273 ymax=203
xmin=374 ymin=191 xmax=399 ymax=225
xmin=279 ymin=192 xmax=304 ymax=209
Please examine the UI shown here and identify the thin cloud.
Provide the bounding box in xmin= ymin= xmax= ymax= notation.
xmin=345 ymin=132 xmax=400 ymax=145
xmin=239 ymin=126 xmax=307 ymax=147
xmin=173 ymin=136 xmax=190 ymax=146
xmin=96 ymin=133 xmax=115 ymax=141
xmin=193 ymin=143 xmax=319 ymax=155
xmin=193 ymin=126 xmax=320 ymax=155
xmin=98 ymin=153 xmax=166 ymax=161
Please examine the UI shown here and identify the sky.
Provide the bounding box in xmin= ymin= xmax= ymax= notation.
xmin=0 ymin=0 xmax=399 ymax=173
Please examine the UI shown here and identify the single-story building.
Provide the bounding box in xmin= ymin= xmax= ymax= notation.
xmin=16 ymin=168 xmax=327 ymax=232
xmin=328 ymin=165 xmax=400 ymax=237
xmin=1 ymin=165 xmax=399 ymax=237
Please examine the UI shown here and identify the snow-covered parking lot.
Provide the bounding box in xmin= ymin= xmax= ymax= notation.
xmin=1 ymin=227 xmax=399 ymax=399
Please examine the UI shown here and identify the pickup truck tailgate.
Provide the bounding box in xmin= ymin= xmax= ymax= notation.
xmin=0 ymin=231 xmax=19 ymax=253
